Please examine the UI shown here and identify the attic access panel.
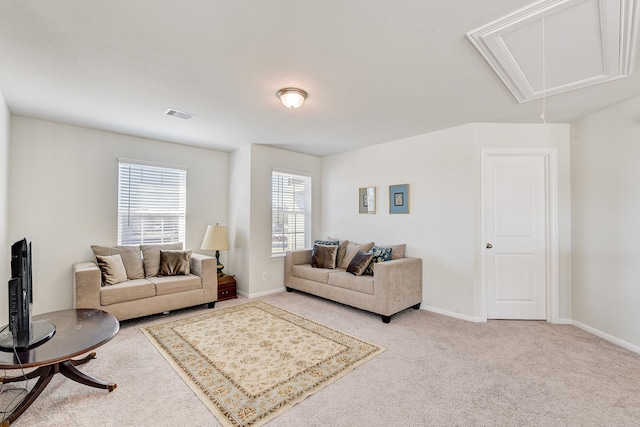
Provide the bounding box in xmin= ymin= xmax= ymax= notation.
xmin=467 ymin=0 xmax=637 ymax=103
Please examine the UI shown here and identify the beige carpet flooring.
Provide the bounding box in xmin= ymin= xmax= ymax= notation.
xmin=4 ymin=291 xmax=640 ymax=426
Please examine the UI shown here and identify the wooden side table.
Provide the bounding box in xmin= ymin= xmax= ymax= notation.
xmin=217 ymin=274 xmax=237 ymax=301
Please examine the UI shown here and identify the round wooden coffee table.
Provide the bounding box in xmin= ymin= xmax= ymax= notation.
xmin=0 ymin=308 xmax=119 ymax=426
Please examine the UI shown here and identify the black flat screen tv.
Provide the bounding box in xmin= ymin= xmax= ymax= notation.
xmin=8 ymin=238 xmax=32 ymax=348
xmin=0 ymin=238 xmax=55 ymax=351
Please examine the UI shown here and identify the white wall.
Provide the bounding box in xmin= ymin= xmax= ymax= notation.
xmin=228 ymin=145 xmax=251 ymax=294
xmin=0 ymin=90 xmax=9 ymax=324
xmin=9 ymin=117 xmax=228 ymax=315
xmin=228 ymin=144 xmax=322 ymax=297
xmin=571 ymin=95 xmax=640 ymax=350
xmin=321 ymin=122 xmax=571 ymax=321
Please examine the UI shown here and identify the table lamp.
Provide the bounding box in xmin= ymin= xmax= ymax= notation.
xmin=201 ymin=224 xmax=229 ymax=276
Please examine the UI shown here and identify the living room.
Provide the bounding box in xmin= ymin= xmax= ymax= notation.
xmin=0 ymin=1 xmax=639 ymax=424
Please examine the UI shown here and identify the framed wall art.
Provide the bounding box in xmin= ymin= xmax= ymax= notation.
xmin=389 ymin=184 xmax=410 ymax=214
xmin=358 ymin=187 xmax=376 ymax=214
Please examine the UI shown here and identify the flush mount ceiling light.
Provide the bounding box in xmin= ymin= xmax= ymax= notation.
xmin=277 ymin=88 xmax=307 ymax=109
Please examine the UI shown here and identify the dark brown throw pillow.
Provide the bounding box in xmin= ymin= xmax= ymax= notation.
xmin=141 ymin=242 xmax=184 ymax=277
xmin=346 ymin=250 xmax=374 ymax=276
xmin=158 ymin=250 xmax=191 ymax=276
xmin=311 ymin=244 xmax=338 ymax=269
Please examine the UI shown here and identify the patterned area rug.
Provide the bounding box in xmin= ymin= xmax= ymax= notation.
xmin=142 ymin=300 xmax=385 ymax=427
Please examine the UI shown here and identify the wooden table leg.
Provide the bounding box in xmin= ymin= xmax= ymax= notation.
xmin=2 ymin=364 xmax=56 ymax=426
xmin=1 ymin=366 xmax=46 ymax=383
xmin=0 ymin=353 xmax=115 ymax=425
xmin=68 ymin=351 xmax=97 ymax=367
xmin=59 ymin=359 xmax=116 ymax=391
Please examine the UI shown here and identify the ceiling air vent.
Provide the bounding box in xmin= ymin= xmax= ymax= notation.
xmin=164 ymin=109 xmax=196 ymax=120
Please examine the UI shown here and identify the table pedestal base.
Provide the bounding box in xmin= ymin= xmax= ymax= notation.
xmin=0 ymin=352 xmax=115 ymax=426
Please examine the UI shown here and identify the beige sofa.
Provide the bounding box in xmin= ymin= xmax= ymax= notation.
xmin=285 ymin=242 xmax=422 ymax=323
xmin=73 ymin=243 xmax=218 ymax=321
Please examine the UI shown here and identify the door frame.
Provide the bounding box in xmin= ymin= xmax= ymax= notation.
xmin=480 ymin=148 xmax=559 ymax=323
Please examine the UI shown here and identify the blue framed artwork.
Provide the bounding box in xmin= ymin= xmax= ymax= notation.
xmin=389 ymin=184 xmax=410 ymax=214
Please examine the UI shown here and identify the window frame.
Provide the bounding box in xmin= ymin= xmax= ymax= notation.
xmin=117 ymin=159 xmax=187 ymax=246
xmin=271 ymin=168 xmax=312 ymax=256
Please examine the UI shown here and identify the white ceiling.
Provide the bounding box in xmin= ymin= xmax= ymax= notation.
xmin=0 ymin=0 xmax=638 ymax=157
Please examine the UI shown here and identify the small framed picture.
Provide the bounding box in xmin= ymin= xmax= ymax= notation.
xmin=359 ymin=187 xmax=376 ymax=214
xmin=389 ymin=184 xmax=410 ymax=214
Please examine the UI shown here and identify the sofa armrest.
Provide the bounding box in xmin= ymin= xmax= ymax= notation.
xmin=73 ymin=261 xmax=102 ymax=309
xmin=372 ymin=257 xmax=423 ymax=312
xmin=286 ymin=249 xmax=312 ymax=265
xmin=285 ymin=249 xmax=312 ymax=287
xmin=191 ymin=253 xmax=218 ymax=302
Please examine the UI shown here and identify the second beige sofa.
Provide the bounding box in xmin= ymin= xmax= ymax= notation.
xmin=285 ymin=241 xmax=422 ymax=323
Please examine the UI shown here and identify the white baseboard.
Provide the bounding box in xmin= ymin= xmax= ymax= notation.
xmin=421 ymin=304 xmax=483 ymax=323
xmin=239 ymin=287 xmax=286 ymax=299
xmin=571 ymin=320 xmax=640 ymax=355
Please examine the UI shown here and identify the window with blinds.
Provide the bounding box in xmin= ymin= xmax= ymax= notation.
xmin=118 ymin=161 xmax=187 ymax=245
xmin=271 ymin=170 xmax=312 ymax=255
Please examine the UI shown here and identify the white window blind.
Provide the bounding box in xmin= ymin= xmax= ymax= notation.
xmin=271 ymin=170 xmax=312 ymax=254
xmin=118 ymin=161 xmax=186 ymax=245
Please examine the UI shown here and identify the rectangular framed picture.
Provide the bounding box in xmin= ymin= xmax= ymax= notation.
xmin=389 ymin=184 xmax=410 ymax=214
xmin=359 ymin=187 xmax=376 ymax=214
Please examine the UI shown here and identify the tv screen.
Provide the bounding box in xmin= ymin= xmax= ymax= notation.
xmin=8 ymin=238 xmax=32 ymax=349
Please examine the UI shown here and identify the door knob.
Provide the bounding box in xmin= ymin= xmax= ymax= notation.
xmin=486 ymin=243 xmax=493 ymax=249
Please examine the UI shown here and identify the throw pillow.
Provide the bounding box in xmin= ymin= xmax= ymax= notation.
xmin=311 ymin=240 xmax=338 ymax=262
xmin=364 ymin=246 xmax=393 ymax=275
xmin=141 ymin=242 xmax=184 ymax=277
xmin=315 ymin=238 xmax=349 ymax=267
xmin=335 ymin=240 xmax=349 ymax=268
xmin=311 ymin=244 xmax=338 ymax=269
xmin=339 ymin=241 xmax=375 ymax=269
xmin=95 ymin=254 xmax=128 ymax=286
xmin=158 ymin=250 xmax=192 ymax=276
xmin=386 ymin=244 xmax=406 ymax=260
xmin=346 ymin=250 xmax=374 ymax=276
xmin=91 ymin=245 xmax=144 ymax=280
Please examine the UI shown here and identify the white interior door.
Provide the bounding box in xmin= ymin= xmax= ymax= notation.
xmin=484 ymin=155 xmax=547 ymax=320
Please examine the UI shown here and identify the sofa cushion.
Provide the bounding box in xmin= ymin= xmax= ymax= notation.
xmin=158 ymin=250 xmax=192 ymax=276
xmin=95 ymin=254 xmax=128 ymax=286
xmin=347 ymin=250 xmax=374 ymax=276
xmin=311 ymin=244 xmax=338 ymax=269
xmin=364 ymin=246 xmax=393 ymax=275
xmin=141 ymin=242 xmax=184 ymax=277
xmin=292 ymin=264 xmax=339 ymax=284
xmin=92 ymin=245 xmax=144 ymax=280
xmin=328 ymin=271 xmax=375 ymax=295
xmin=338 ymin=241 xmax=375 ymax=269
xmin=100 ymin=278 xmax=155 ymax=305
xmin=148 ymin=274 xmax=202 ymax=296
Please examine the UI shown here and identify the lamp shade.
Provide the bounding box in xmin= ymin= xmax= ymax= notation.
xmin=201 ymin=225 xmax=229 ymax=251
xmin=277 ymin=88 xmax=307 ymax=109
